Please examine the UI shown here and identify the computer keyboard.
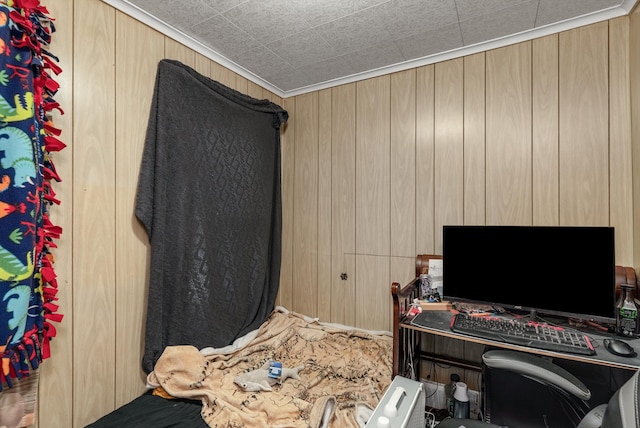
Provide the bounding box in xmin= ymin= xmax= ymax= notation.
xmin=450 ymin=313 xmax=596 ymax=356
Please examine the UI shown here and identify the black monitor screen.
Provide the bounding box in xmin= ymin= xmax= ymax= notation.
xmin=442 ymin=225 xmax=616 ymax=323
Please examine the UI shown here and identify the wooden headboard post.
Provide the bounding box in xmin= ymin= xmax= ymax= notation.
xmin=391 ymin=254 xmax=442 ymax=377
xmin=615 ymin=265 xmax=639 ymax=300
xmin=391 ymin=280 xmax=416 ymax=378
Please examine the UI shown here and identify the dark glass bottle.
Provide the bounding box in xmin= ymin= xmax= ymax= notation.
xmin=616 ymin=284 xmax=639 ymax=337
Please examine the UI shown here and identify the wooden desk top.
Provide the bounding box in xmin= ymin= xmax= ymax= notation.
xmin=405 ymin=310 xmax=640 ymax=371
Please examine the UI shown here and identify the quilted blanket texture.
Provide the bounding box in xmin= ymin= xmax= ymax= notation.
xmin=147 ymin=308 xmax=393 ymax=428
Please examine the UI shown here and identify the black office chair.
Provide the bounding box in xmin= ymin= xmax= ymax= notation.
xmin=437 ymin=349 xmax=640 ymax=428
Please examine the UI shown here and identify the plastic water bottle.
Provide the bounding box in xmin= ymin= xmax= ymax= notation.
xmin=445 ymin=373 xmax=460 ymax=416
xmin=452 ymin=381 xmax=470 ymax=419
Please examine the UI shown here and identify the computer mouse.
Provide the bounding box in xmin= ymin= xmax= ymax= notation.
xmin=603 ymin=338 xmax=637 ymax=357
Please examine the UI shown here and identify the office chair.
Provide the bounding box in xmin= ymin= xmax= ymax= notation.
xmin=437 ymin=349 xmax=640 ymax=428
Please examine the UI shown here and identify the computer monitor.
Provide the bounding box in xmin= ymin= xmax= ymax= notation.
xmin=442 ymin=225 xmax=617 ymax=324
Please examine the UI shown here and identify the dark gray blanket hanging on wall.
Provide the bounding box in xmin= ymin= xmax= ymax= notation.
xmin=135 ymin=59 xmax=288 ymax=374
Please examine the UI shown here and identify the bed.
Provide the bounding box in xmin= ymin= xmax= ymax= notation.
xmin=87 ymin=59 xmax=395 ymax=428
xmin=87 ymin=307 xmax=393 ymax=428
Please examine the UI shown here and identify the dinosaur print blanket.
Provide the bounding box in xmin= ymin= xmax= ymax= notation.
xmin=146 ymin=308 xmax=393 ymax=428
xmin=0 ymin=0 xmax=64 ymax=390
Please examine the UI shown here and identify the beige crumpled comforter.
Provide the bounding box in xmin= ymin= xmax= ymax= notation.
xmin=147 ymin=308 xmax=393 ymax=428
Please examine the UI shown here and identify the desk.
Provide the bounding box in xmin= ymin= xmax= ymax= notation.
xmin=397 ymin=309 xmax=640 ymax=415
xmin=391 ymin=255 xmax=640 ymax=423
xmin=405 ymin=310 xmax=640 ymax=372
xmin=391 ymin=272 xmax=640 ymax=380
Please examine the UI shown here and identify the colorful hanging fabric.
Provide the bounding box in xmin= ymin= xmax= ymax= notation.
xmin=0 ymin=0 xmax=63 ymax=390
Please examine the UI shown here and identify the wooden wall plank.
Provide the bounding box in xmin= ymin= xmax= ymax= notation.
xmin=330 ymin=84 xmax=356 ymax=326
xmin=247 ymin=80 xmax=264 ymax=99
xmin=164 ymin=39 xmax=195 ymax=68
xmin=390 ymin=69 xmax=417 ymax=258
xmin=415 ymin=65 xmax=437 ymax=254
xmin=609 ymin=16 xmax=635 ymax=267
xmin=38 ymin=0 xmax=74 ymax=425
xmin=355 ymin=76 xmax=391 ymax=330
xmin=434 ymin=59 xmax=464 ymax=250
xmin=356 ymin=76 xmax=391 ymax=255
xmin=532 ymin=34 xmax=560 ymax=226
xmin=194 ymin=53 xmax=211 ymax=77
xmin=559 ymin=22 xmax=609 ymax=226
xmin=214 ymin=64 xmax=238 ymax=89
xmin=278 ymin=97 xmax=296 ymax=310
xmin=463 ymin=53 xmax=486 ymax=226
xmin=486 ymin=43 xmax=532 ymax=225
xmin=356 ymin=254 xmax=390 ymax=330
xmin=113 ymin=12 xmax=164 ymax=406
xmin=235 ymin=75 xmax=248 ymax=95
xmin=264 ymin=89 xmax=281 ymax=105
xmin=292 ymin=93 xmax=319 ymax=316
xmin=317 ymin=88 xmax=332 ymax=321
xmin=390 ymin=69 xmax=417 ymax=288
xmin=73 ymin=0 xmax=117 ymax=424
xmin=631 ymin=5 xmax=640 ymax=272
xmin=210 ymin=62 xmax=225 ymax=83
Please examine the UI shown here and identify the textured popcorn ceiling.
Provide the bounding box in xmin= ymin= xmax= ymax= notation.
xmin=105 ymin=0 xmax=637 ymax=97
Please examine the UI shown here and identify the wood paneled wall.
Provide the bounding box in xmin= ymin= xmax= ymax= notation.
xmin=37 ymin=0 xmax=639 ymax=426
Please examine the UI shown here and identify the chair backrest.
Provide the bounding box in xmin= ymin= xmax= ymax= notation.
xmin=482 ymin=350 xmax=592 ymax=400
xmin=436 ymin=351 xmax=640 ymax=428
xmin=601 ymin=369 xmax=640 ymax=428
xmin=481 ymin=349 xmax=593 ymax=426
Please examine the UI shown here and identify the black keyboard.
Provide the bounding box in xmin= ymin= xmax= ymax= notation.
xmin=450 ymin=313 xmax=596 ymax=356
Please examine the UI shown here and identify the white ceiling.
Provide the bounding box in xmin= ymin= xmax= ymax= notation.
xmin=104 ymin=0 xmax=638 ymax=97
